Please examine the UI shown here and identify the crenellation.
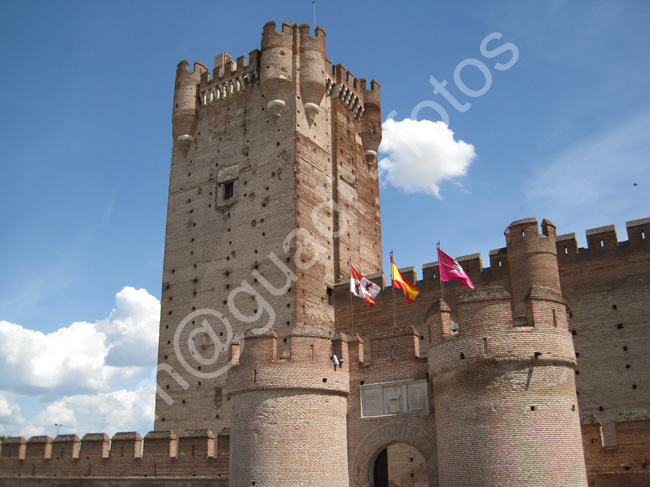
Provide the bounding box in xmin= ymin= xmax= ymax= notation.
xmin=369 ymin=325 xmax=421 ymax=364
xmin=586 ymin=224 xmax=617 ymax=251
xmin=0 ymin=429 xmax=230 ymax=480
xmin=421 ymin=260 xmax=438 ymax=281
xmin=110 ymin=432 xmax=142 ymax=459
xmin=397 ymin=265 xmax=417 ymax=285
xmin=456 ymin=252 xmax=482 ymax=277
xmin=80 ymin=433 xmax=110 ymax=459
xmin=25 ymin=436 xmax=51 ymax=460
xmin=52 ymin=434 xmax=80 ymax=460
xmin=626 ymin=217 xmax=650 ymax=245
xmin=178 ymin=429 xmax=215 ymax=459
xmin=557 ymin=232 xmax=579 ymax=258
xmin=143 ymin=430 xmax=178 ymax=458
xmin=0 ymin=437 xmax=26 ymax=460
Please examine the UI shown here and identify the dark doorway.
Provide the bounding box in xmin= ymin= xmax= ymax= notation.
xmin=371 ymin=443 xmax=428 ymax=487
xmin=373 ymin=448 xmax=389 ymax=487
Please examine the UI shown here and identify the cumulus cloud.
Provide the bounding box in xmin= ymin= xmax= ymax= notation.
xmin=0 ymin=287 xmax=159 ymax=397
xmin=21 ymin=385 xmax=156 ymax=438
xmin=97 ymin=287 xmax=160 ymax=367
xmin=0 ymin=287 xmax=159 ymax=437
xmin=378 ymin=118 xmax=476 ymax=197
xmin=0 ymin=392 xmax=24 ymax=435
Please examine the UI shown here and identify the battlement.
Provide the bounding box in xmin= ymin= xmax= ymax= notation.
xmin=0 ymin=429 xmax=229 ymax=480
xmin=199 ymin=50 xmax=260 ymax=107
xmin=556 ymin=217 xmax=650 ymax=259
xmin=371 ymin=217 xmax=650 ymax=291
xmin=227 ymin=326 xmax=349 ymax=398
xmin=326 ymin=64 xmax=379 ymax=122
xmin=427 ymin=288 xmax=577 ymax=378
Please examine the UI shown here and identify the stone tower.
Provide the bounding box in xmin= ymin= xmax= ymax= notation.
xmin=228 ymin=327 xmax=350 ymax=486
xmin=426 ymin=218 xmax=588 ymax=487
xmin=155 ymin=21 xmax=382 ymax=441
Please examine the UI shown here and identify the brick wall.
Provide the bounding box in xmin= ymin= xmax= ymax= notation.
xmin=0 ymin=429 xmax=228 ymax=481
xmin=228 ymin=326 xmax=350 ymax=487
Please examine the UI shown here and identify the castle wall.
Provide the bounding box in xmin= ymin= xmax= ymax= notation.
xmin=556 ymin=217 xmax=650 ymax=484
xmin=0 ymin=482 xmax=224 ymax=487
xmin=334 ymin=217 xmax=649 ymax=486
xmin=0 ymin=430 xmax=228 ymax=482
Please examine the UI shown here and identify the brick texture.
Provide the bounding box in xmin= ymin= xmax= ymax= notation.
xmin=2 ymin=19 xmax=648 ymax=487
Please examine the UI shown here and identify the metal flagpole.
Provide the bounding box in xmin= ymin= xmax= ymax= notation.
xmin=390 ymin=250 xmax=397 ymax=327
xmin=437 ymin=241 xmax=444 ymax=301
xmin=313 ymin=1 xmax=317 ymax=26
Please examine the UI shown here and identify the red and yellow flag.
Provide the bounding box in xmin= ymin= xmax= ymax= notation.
xmin=390 ymin=255 xmax=421 ymax=303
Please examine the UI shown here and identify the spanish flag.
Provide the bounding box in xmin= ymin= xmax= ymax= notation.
xmin=390 ymin=255 xmax=421 ymax=303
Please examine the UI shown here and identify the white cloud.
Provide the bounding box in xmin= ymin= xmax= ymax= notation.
xmin=98 ymin=286 xmax=160 ymax=367
xmin=0 ymin=286 xmax=160 ymax=438
xmin=0 ymin=286 xmax=159 ymax=397
xmin=378 ymin=118 xmax=476 ymax=198
xmin=21 ymin=385 xmax=156 ymax=438
xmin=0 ymin=392 xmax=24 ymax=435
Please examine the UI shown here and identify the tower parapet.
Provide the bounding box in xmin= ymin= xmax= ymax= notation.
xmin=259 ymin=21 xmax=294 ymax=118
xmin=505 ymin=217 xmax=561 ymax=317
xmin=359 ymin=79 xmax=381 ymax=165
xmin=228 ymin=326 xmax=350 ymax=487
xmin=199 ymin=50 xmax=260 ymax=108
xmin=427 ymin=289 xmax=587 ymax=487
xmin=298 ymin=24 xmax=327 ymax=124
xmin=172 ymin=60 xmax=207 ymax=149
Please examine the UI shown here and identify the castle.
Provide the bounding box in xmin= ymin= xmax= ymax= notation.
xmin=1 ymin=21 xmax=649 ymax=487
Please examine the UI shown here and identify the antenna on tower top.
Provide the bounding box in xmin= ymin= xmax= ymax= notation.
xmin=313 ymin=0 xmax=317 ymax=27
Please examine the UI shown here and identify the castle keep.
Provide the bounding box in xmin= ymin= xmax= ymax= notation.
xmin=1 ymin=21 xmax=649 ymax=487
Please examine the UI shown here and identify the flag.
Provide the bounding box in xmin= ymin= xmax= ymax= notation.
xmin=390 ymin=256 xmax=421 ymax=303
xmin=350 ymin=265 xmax=381 ymax=307
xmin=437 ymin=248 xmax=474 ymax=288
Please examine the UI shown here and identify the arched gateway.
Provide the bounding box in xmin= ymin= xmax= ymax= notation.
xmin=351 ymin=421 xmax=438 ymax=487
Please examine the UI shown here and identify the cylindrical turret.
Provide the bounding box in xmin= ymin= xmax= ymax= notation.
xmin=360 ymin=80 xmax=382 ymax=165
xmin=298 ymin=24 xmax=327 ymax=125
xmin=427 ymin=290 xmax=587 ymax=487
xmin=505 ymin=217 xmax=561 ymax=317
xmin=228 ymin=326 xmax=350 ymax=487
xmin=260 ymin=21 xmax=294 ymax=118
xmin=172 ymin=60 xmax=206 ymax=149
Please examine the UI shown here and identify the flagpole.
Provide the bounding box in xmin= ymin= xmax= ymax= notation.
xmin=390 ymin=250 xmax=397 ymax=327
xmin=349 ymin=261 xmax=354 ymax=335
xmin=437 ymin=241 xmax=444 ymax=302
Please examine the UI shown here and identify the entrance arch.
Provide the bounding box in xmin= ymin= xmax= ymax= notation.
xmin=351 ymin=421 xmax=438 ymax=487
xmin=373 ymin=443 xmax=428 ymax=487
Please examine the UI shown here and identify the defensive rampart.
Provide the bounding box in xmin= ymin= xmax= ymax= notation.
xmin=0 ymin=429 xmax=228 ymax=483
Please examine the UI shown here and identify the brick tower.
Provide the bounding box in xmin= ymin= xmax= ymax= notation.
xmin=155 ymin=20 xmax=382 ymax=442
xmin=427 ymin=219 xmax=588 ymax=487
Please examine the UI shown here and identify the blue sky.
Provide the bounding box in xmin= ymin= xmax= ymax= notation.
xmin=0 ymin=0 xmax=648 ymax=438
